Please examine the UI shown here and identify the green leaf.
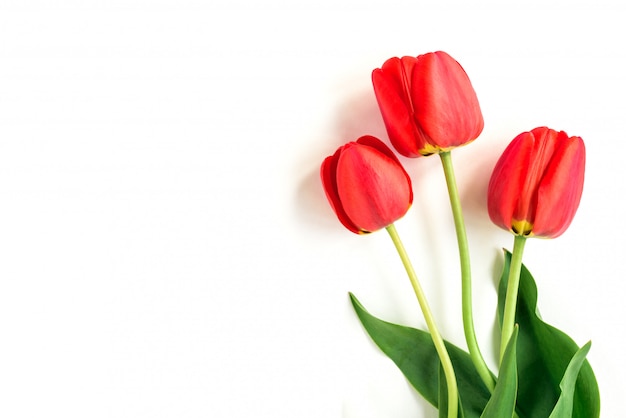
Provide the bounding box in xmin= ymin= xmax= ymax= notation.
xmin=497 ymin=250 xmax=600 ymax=418
xmin=480 ymin=326 xmax=518 ymax=418
xmin=548 ymin=342 xmax=592 ymax=418
xmin=350 ymin=293 xmax=493 ymax=418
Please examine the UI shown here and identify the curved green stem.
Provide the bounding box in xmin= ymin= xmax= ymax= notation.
xmin=439 ymin=151 xmax=495 ymax=392
xmin=386 ymin=224 xmax=458 ymax=418
xmin=500 ymin=235 xmax=527 ymax=363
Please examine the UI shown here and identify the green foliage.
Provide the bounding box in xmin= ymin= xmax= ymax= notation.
xmin=549 ymin=342 xmax=592 ymax=418
xmin=497 ymin=250 xmax=600 ymax=418
xmin=350 ymin=293 xmax=491 ymax=417
xmin=438 ymin=365 xmax=466 ymax=418
xmin=480 ymin=327 xmax=518 ymax=418
xmin=348 ymin=250 xmax=600 ymax=417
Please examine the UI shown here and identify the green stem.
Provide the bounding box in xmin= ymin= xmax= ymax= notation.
xmin=500 ymin=234 xmax=527 ymax=362
xmin=386 ymin=224 xmax=458 ymax=418
xmin=439 ymin=151 xmax=495 ymax=392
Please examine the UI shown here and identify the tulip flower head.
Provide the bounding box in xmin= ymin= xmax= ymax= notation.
xmin=321 ymin=136 xmax=413 ymax=234
xmin=372 ymin=51 xmax=484 ymax=157
xmin=488 ymin=127 xmax=585 ymax=238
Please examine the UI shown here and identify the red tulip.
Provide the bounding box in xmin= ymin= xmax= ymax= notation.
xmin=321 ymin=136 xmax=413 ymax=234
xmin=372 ymin=51 xmax=484 ymax=157
xmin=488 ymin=127 xmax=585 ymax=238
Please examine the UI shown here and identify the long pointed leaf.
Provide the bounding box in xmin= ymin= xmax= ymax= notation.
xmin=480 ymin=327 xmax=518 ymax=418
xmin=350 ymin=293 xmax=493 ymax=418
xmin=548 ymin=342 xmax=592 ymax=418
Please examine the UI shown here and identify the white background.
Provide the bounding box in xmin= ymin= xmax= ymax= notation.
xmin=1 ymin=1 xmax=624 ymax=417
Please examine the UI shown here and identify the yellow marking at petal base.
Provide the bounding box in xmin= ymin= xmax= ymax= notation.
xmin=420 ymin=143 xmax=441 ymax=156
xmin=419 ymin=140 xmax=475 ymax=157
xmin=511 ymin=219 xmax=533 ymax=237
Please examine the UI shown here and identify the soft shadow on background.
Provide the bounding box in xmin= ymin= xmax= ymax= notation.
xmin=295 ymin=86 xmax=386 ymax=231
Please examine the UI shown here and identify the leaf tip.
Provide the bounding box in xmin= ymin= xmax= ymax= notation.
xmin=348 ymin=292 xmax=364 ymax=312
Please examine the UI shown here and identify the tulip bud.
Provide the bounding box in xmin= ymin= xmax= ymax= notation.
xmin=321 ymin=136 xmax=413 ymax=234
xmin=488 ymin=127 xmax=585 ymax=238
xmin=372 ymin=51 xmax=484 ymax=158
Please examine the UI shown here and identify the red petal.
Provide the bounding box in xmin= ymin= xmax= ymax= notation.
xmin=411 ymin=51 xmax=483 ymax=150
xmin=335 ymin=144 xmax=412 ymax=232
xmin=356 ymin=135 xmax=414 ymax=207
xmin=372 ymin=57 xmax=422 ymax=157
xmin=320 ymin=146 xmax=364 ymax=234
xmin=533 ymin=135 xmax=585 ymax=237
xmin=488 ymin=131 xmax=534 ymax=232
xmin=356 ymin=135 xmax=402 ymax=165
